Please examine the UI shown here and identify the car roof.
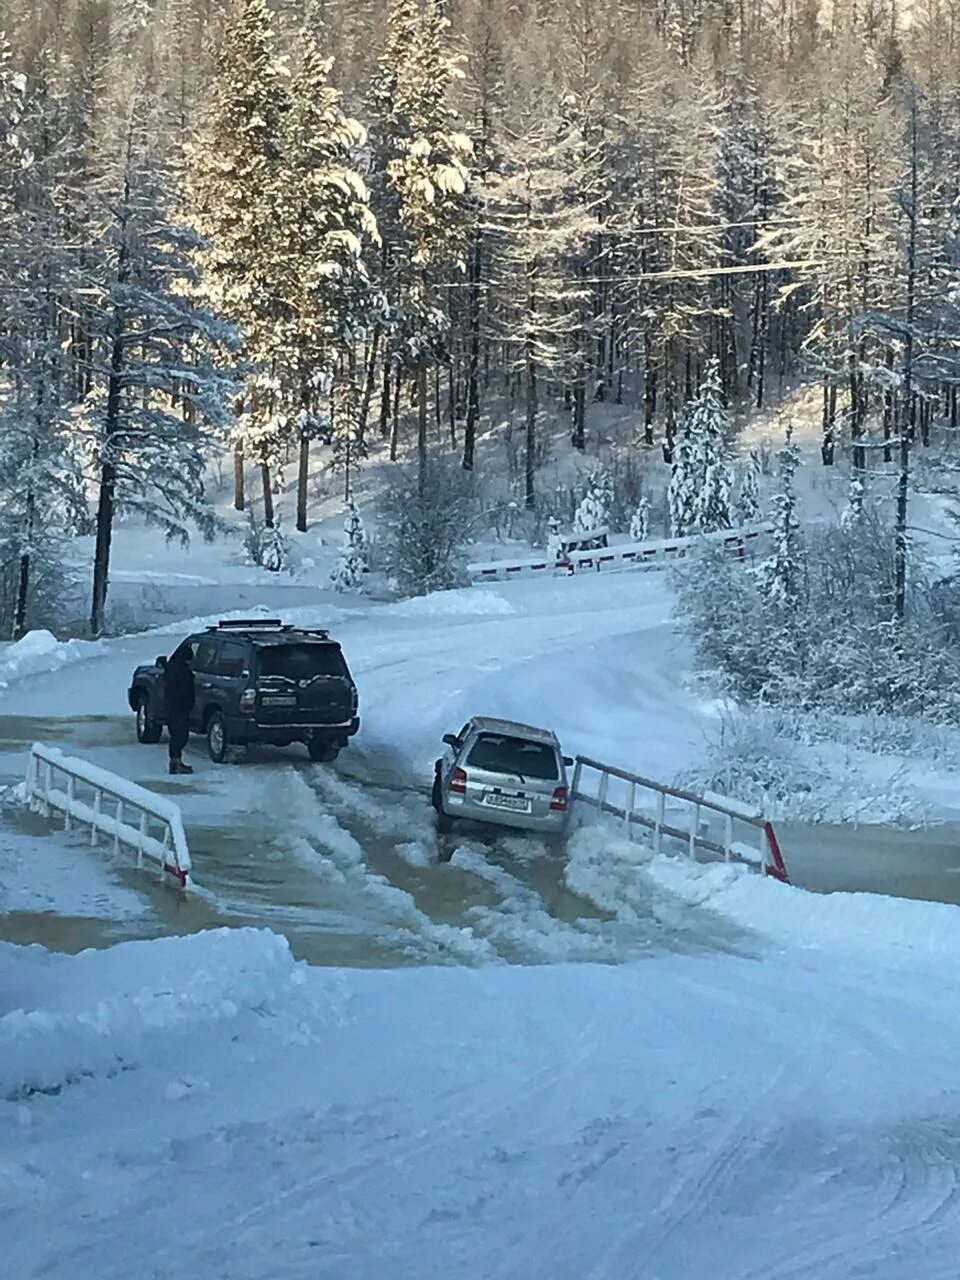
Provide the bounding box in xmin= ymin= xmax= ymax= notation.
xmin=195 ymin=629 xmax=338 ymax=647
xmin=466 ymin=716 xmax=560 ymax=745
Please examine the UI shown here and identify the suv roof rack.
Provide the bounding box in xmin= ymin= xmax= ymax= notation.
xmin=210 ymin=618 xmax=284 ymax=630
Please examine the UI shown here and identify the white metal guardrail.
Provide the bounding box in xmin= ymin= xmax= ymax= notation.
xmin=571 ymin=754 xmax=790 ymax=883
xmin=467 ymin=524 xmax=770 ymax=583
xmin=24 ymin=743 xmax=192 ymax=889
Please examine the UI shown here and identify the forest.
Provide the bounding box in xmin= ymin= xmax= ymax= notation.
xmin=1 ymin=0 xmax=959 ymax=661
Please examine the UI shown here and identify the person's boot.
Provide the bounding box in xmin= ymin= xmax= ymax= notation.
xmin=169 ymin=758 xmax=194 ymax=775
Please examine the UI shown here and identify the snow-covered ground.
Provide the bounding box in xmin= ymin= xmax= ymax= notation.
xmin=5 ymin=522 xmax=960 ymax=1276
xmin=4 ymin=911 xmax=960 ymax=1280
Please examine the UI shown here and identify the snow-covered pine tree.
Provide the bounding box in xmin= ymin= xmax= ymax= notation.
xmin=687 ymin=357 xmax=732 ymax=533
xmin=0 ymin=56 xmax=90 ymax=636
xmin=761 ymin=424 xmax=803 ymax=613
xmin=629 ymin=497 xmax=650 ymax=543
xmin=331 ymin=498 xmax=369 ymax=592
xmin=186 ymin=0 xmax=291 ymax=519
xmin=369 ymin=0 xmax=472 ymax=490
xmin=573 ymin=470 xmax=611 ymax=536
xmin=841 ymin=473 xmax=865 ymax=530
xmin=485 ymin=34 xmax=596 ymax=508
xmin=667 ymin=433 xmax=699 ymax=537
xmin=81 ymin=89 xmax=237 ymax=635
xmin=279 ymin=37 xmax=381 ymax=530
xmin=738 ymin=448 xmax=762 ymax=524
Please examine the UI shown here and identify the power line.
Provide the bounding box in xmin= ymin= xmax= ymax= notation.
xmin=440 ymin=258 xmax=828 ymax=290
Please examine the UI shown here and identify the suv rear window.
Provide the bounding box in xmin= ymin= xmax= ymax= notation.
xmin=466 ymin=734 xmax=559 ymax=781
xmin=257 ymin=644 xmax=348 ymax=680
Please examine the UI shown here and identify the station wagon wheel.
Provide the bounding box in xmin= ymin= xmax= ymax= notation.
xmin=207 ymin=711 xmax=229 ymax=763
xmin=135 ymin=695 xmax=162 ymax=744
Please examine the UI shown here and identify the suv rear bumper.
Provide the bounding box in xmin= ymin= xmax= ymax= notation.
xmin=229 ymin=716 xmax=360 ymax=744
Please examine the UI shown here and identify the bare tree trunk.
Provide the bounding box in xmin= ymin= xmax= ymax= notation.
xmin=234 ymin=447 xmax=245 ymax=511
xmin=821 ymin=381 xmax=836 ymax=465
xmin=261 ymin=463 xmax=274 ymax=528
xmin=643 ymin=335 xmax=657 ymax=447
xmin=525 ymin=321 xmax=537 ymax=510
xmin=417 ymin=359 xmax=428 ymax=495
xmin=296 ymin=436 xmax=309 ymax=533
xmin=389 ymin=374 xmax=401 ymax=461
xmin=379 ymin=363 xmax=391 ymax=439
xmin=895 ymin=89 xmax=919 ymax=625
xmin=358 ymin=327 xmax=382 ymax=442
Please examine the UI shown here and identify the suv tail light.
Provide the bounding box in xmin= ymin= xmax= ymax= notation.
xmin=550 ymin=786 xmax=569 ymax=812
xmin=448 ymin=767 xmax=468 ymax=795
xmin=240 ymin=688 xmax=257 ymax=711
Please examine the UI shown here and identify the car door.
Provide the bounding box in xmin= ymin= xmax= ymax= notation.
xmin=209 ymin=640 xmax=249 ymax=726
xmin=189 ymin=636 xmax=220 ymax=731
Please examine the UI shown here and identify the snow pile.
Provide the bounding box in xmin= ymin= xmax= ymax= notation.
xmin=145 ymin=601 xmax=354 ymax=639
xmin=0 ymin=928 xmax=307 ymax=1101
xmin=386 ymin=587 xmax=516 ymax=618
xmin=0 ymin=631 xmax=105 ymax=689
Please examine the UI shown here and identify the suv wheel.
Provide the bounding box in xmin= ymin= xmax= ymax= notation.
xmin=135 ymin=695 xmax=162 ymax=744
xmin=307 ymin=739 xmax=339 ymax=764
xmin=207 ymin=711 xmax=229 ymax=763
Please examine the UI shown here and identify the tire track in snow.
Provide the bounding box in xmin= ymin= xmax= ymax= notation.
xmin=130 ymin=983 xmax=612 ymax=1280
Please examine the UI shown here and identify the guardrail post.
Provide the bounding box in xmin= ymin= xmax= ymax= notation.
xmin=91 ymin=789 xmax=101 ymax=847
xmin=571 ymin=758 xmax=583 ymax=800
xmin=654 ymin=791 xmax=665 ymax=855
xmin=137 ymin=811 xmax=147 ymax=868
xmin=626 ymin=781 xmax=636 ymax=835
xmin=114 ymin=800 xmax=122 ymax=854
xmin=598 ymin=771 xmax=609 ymax=811
xmin=688 ymin=801 xmax=700 ymax=861
xmin=724 ymin=812 xmax=733 ymax=863
xmin=43 ymin=760 xmax=52 ymax=816
xmin=64 ymin=775 xmax=74 ymax=831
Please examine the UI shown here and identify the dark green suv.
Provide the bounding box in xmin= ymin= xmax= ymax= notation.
xmin=128 ymin=619 xmax=360 ymax=763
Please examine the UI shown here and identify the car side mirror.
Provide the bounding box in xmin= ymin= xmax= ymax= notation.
xmin=442 ymin=733 xmax=458 ymax=748
xmin=563 ymin=756 xmax=574 ymax=767
xmin=156 ymin=655 xmax=167 ymax=668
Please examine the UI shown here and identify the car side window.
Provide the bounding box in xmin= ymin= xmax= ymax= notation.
xmin=216 ymin=641 xmax=248 ymax=678
xmin=192 ymin=638 xmax=219 ymax=673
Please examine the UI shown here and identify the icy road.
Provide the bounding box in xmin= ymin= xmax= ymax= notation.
xmin=5 ymin=568 xmax=960 ymax=1278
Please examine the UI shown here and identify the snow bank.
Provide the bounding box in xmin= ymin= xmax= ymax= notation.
xmin=386 ymin=588 xmax=516 ymax=618
xmin=0 ymin=928 xmax=306 ymax=1100
xmin=646 ymin=853 xmax=960 ymax=967
xmin=564 ymin=817 xmax=960 ymax=970
xmin=0 ymin=631 xmax=105 ymax=690
xmin=145 ymin=601 xmax=354 ymax=639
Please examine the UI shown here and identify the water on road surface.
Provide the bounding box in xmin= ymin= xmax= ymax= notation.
xmin=2 ymin=710 xmax=959 ymax=966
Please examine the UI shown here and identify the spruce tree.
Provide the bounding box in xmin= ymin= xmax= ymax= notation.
xmin=369 ymin=0 xmax=471 ymax=491
xmin=738 ymin=448 xmax=762 ymax=525
xmin=187 ymin=0 xmax=290 ymax=519
xmin=761 ymin=425 xmax=803 ymax=613
xmin=331 ymin=499 xmax=369 ymax=592
xmin=279 ymin=37 xmax=380 ymax=528
xmin=573 ymin=470 xmax=611 ymax=536
xmin=83 ymin=86 xmax=237 ymax=634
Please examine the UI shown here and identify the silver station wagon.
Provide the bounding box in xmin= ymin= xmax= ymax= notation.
xmin=432 ymin=716 xmax=573 ymax=844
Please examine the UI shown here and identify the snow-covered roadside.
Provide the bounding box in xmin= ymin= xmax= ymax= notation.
xmin=3 ymin=917 xmax=960 ymax=1280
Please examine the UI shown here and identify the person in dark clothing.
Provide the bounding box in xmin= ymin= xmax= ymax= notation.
xmin=163 ymin=644 xmax=195 ymax=775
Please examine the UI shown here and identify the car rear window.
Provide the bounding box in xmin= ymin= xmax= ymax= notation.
xmin=257 ymin=644 xmax=348 ymax=679
xmin=466 ymin=734 xmax=559 ymax=781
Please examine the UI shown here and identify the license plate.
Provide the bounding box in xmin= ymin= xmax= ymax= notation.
xmin=484 ymin=793 xmax=530 ymax=813
xmin=261 ymin=695 xmax=297 ymax=707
